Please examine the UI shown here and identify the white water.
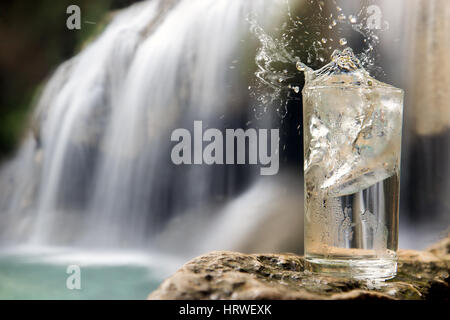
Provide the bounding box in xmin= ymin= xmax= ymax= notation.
xmin=0 ymin=0 xmax=286 ymax=250
xmin=0 ymin=0 xmax=447 ymax=300
xmin=0 ymin=0 xmax=446 ymax=257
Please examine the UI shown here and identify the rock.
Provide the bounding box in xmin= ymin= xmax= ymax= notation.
xmin=148 ymin=236 xmax=450 ymax=300
xmin=426 ymin=235 xmax=450 ymax=260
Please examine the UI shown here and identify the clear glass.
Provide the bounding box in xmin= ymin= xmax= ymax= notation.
xmin=302 ymin=83 xmax=403 ymax=280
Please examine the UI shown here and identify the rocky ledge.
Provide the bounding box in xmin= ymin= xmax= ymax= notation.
xmin=149 ymin=236 xmax=449 ymax=300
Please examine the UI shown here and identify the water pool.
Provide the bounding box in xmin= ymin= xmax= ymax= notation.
xmin=0 ymin=247 xmax=178 ymax=300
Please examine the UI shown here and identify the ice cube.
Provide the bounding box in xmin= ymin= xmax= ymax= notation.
xmin=303 ymin=48 xmax=403 ymax=197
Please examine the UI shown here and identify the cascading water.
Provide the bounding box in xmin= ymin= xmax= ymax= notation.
xmin=1 ymin=0 xmax=448 ymax=300
xmin=1 ymin=0 xmax=447 ymax=256
xmin=0 ymin=0 xmax=287 ymax=249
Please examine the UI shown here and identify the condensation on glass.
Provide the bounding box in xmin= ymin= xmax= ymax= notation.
xmin=302 ymin=49 xmax=403 ymax=280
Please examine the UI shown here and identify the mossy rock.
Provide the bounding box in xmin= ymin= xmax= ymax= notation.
xmin=149 ymin=236 xmax=449 ymax=300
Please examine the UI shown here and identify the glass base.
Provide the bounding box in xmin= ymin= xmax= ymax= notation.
xmin=305 ymin=255 xmax=397 ymax=280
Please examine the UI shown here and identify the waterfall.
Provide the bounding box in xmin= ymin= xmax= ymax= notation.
xmin=3 ymin=0 xmax=446 ymax=255
xmin=0 ymin=0 xmax=288 ymax=250
xmin=401 ymin=0 xmax=450 ymax=246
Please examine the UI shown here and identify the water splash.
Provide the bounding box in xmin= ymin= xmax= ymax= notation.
xmin=249 ymin=0 xmax=391 ymax=117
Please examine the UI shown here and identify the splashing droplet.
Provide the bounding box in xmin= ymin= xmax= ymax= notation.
xmin=296 ymin=61 xmax=305 ymax=71
xmin=349 ymin=15 xmax=357 ymax=23
xmin=328 ymin=19 xmax=337 ymax=30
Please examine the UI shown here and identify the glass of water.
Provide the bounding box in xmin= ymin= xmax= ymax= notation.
xmin=302 ymin=49 xmax=404 ymax=280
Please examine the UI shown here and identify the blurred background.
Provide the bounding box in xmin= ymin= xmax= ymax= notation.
xmin=0 ymin=0 xmax=448 ymax=299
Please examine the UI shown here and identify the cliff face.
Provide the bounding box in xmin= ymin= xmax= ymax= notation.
xmin=148 ymin=236 xmax=449 ymax=300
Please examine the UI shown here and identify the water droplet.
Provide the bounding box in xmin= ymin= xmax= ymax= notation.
xmin=349 ymin=15 xmax=357 ymax=23
xmin=329 ymin=19 xmax=337 ymax=29
xmin=296 ymin=61 xmax=305 ymax=71
xmin=339 ymin=38 xmax=347 ymax=46
xmin=293 ymin=86 xmax=300 ymax=93
xmin=321 ymin=38 xmax=327 ymax=44
xmin=336 ymin=6 xmax=342 ymax=12
xmin=338 ymin=14 xmax=346 ymax=21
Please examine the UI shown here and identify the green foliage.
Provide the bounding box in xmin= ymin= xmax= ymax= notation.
xmin=0 ymin=0 xmax=141 ymax=159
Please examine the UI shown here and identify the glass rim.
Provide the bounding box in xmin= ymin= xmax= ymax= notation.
xmin=302 ymin=84 xmax=404 ymax=93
